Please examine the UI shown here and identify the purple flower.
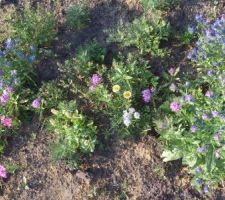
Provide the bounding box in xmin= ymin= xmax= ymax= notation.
xmin=89 ymin=85 xmax=97 ymax=91
xmin=195 ymin=14 xmax=203 ymax=23
xmin=0 ymin=164 xmax=7 ymax=178
xmin=205 ymin=90 xmax=213 ymax=98
xmin=203 ymin=184 xmax=209 ymax=193
xmin=150 ymin=87 xmax=156 ymax=93
xmin=207 ymin=70 xmax=215 ymax=76
xmin=0 ymin=93 xmax=10 ymax=105
xmin=191 ymin=125 xmax=197 ymax=133
xmin=142 ymin=89 xmax=152 ymax=103
xmin=202 ymin=113 xmax=209 ymax=120
xmin=185 ymin=94 xmax=193 ymax=102
xmin=195 ymin=167 xmax=202 ymax=174
xmin=170 ymin=101 xmax=181 ymax=113
xmin=212 ymin=110 xmax=219 ymax=118
xmin=169 ymin=83 xmax=177 ymax=92
xmin=91 ymin=74 xmax=101 ymax=86
xmin=32 ymin=98 xmax=41 ymax=108
xmin=4 ymin=87 xmax=15 ymax=94
xmin=197 ymin=145 xmax=209 ymax=153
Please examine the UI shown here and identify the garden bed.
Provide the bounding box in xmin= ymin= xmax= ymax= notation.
xmin=0 ymin=0 xmax=225 ymax=199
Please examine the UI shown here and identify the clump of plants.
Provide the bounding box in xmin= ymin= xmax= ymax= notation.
xmin=11 ymin=3 xmax=56 ymax=46
xmin=140 ymin=0 xmax=181 ymax=11
xmin=65 ymin=4 xmax=90 ymax=30
xmin=155 ymin=14 xmax=225 ymax=193
xmin=48 ymin=101 xmax=97 ymax=166
xmin=108 ymin=15 xmax=170 ymax=57
xmin=0 ymin=4 xmax=56 ymax=155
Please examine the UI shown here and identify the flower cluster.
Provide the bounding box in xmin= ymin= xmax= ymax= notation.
xmin=123 ymin=107 xmax=140 ymax=127
xmin=89 ymin=74 xmax=101 ymax=91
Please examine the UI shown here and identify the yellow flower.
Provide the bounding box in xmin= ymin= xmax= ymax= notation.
xmin=123 ymin=91 xmax=132 ymax=99
xmin=112 ymin=85 xmax=120 ymax=93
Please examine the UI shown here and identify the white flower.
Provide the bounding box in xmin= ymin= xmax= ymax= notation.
xmin=124 ymin=118 xmax=131 ymax=127
xmin=134 ymin=112 xmax=140 ymax=119
xmin=128 ymin=107 xmax=135 ymax=114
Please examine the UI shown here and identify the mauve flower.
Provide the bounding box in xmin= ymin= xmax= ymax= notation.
xmin=212 ymin=110 xmax=219 ymax=118
xmin=207 ymin=70 xmax=215 ymax=76
xmin=170 ymin=101 xmax=181 ymax=113
xmin=205 ymin=90 xmax=214 ymax=98
xmin=1 ymin=116 xmax=12 ymax=129
xmin=0 ymin=93 xmax=9 ymax=105
xmin=142 ymin=89 xmax=151 ymax=103
xmin=191 ymin=125 xmax=197 ymax=133
xmin=32 ymin=98 xmax=41 ymax=108
xmin=91 ymin=74 xmax=101 ymax=86
xmin=185 ymin=94 xmax=193 ymax=102
xmin=202 ymin=113 xmax=209 ymax=120
xmin=197 ymin=145 xmax=209 ymax=153
xmin=203 ymin=184 xmax=209 ymax=193
xmin=0 ymin=164 xmax=7 ymax=178
xmin=89 ymin=85 xmax=96 ymax=91
xmin=195 ymin=167 xmax=202 ymax=174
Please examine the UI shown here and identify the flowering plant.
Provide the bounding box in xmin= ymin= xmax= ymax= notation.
xmin=155 ymin=15 xmax=225 ymax=193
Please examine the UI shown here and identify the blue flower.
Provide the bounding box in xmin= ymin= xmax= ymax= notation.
xmin=195 ymin=167 xmax=202 ymax=174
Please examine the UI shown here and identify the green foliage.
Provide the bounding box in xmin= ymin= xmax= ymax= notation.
xmin=140 ymin=0 xmax=181 ymax=11
xmin=48 ymin=101 xmax=97 ymax=165
xmin=108 ymin=16 xmax=170 ymax=57
xmin=11 ymin=4 xmax=56 ymax=46
xmin=38 ymin=81 xmax=63 ymax=109
xmin=65 ymin=4 xmax=90 ymax=30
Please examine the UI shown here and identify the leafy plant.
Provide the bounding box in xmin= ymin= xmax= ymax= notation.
xmin=48 ymin=101 xmax=97 ymax=166
xmin=11 ymin=3 xmax=56 ymax=46
xmin=108 ymin=16 xmax=170 ymax=57
xmin=65 ymin=4 xmax=90 ymax=30
xmin=140 ymin=0 xmax=181 ymax=11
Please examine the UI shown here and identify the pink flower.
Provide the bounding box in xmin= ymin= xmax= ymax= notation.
xmin=1 ymin=116 xmax=12 ymax=129
xmin=0 ymin=164 xmax=7 ymax=178
xmin=170 ymin=101 xmax=181 ymax=112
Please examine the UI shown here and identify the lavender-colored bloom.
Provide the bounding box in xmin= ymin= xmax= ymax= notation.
xmin=170 ymin=101 xmax=181 ymax=113
xmin=0 ymin=70 xmax=3 ymax=77
xmin=195 ymin=14 xmax=203 ymax=23
xmin=0 ymin=93 xmax=9 ymax=105
xmin=203 ymin=184 xmax=209 ymax=193
xmin=142 ymin=89 xmax=152 ymax=103
xmin=207 ymin=70 xmax=215 ymax=77
xmin=32 ymin=98 xmax=41 ymax=108
xmin=91 ymin=74 xmax=101 ymax=86
xmin=205 ymin=90 xmax=213 ymax=98
xmin=185 ymin=94 xmax=193 ymax=102
xmin=196 ymin=40 xmax=202 ymax=46
xmin=4 ymin=87 xmax=15 ymax=94
xmin=195 ymin=167 xmax=202 ymax=174
xmin=212 ymin=110 xmax=219 ymax=118
xmin=169 ymin=83 xmax=177 ymax=92
xmin=123 ymin=111 xmax=132 ymax=127
xmin=0 ymin=80 xmax=3 ymax=89
xmin=191 ymin=125 xmax=197 ymax=133
xmin=89 ymin=85 xmax=96 ymax=91
xmin=197 ymin=145 xmax=209 ymax=153
xmin=202 ymin=113 xmax=209 ymax=120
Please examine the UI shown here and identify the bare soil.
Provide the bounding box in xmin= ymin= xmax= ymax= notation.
xmin=1 ymin=0 xmax=225 ymax=200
